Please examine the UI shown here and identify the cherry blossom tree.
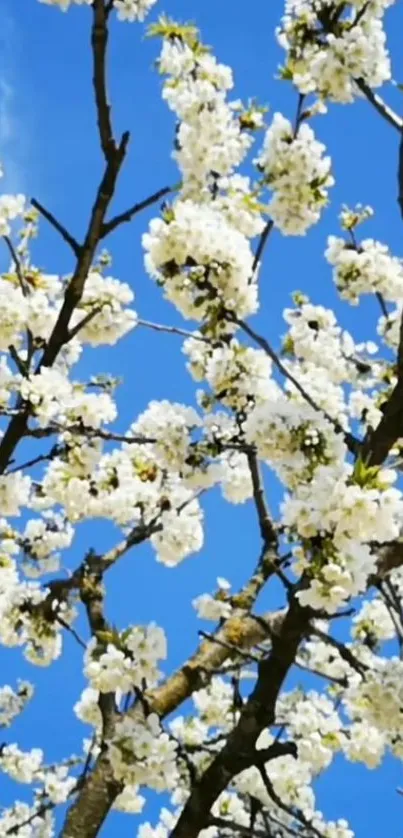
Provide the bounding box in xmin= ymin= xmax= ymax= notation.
xmin=1 ymin=0 xmax=403 ymax=836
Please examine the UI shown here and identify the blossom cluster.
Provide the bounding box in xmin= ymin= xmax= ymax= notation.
xmin=0 ymin=681 xmax=34 ymax=728
xmin=326 ymin=235 xmax=403 ymax=304
xmin=108 ymin=712 xmax=179 ymax=790
xmin=256 ymin=113 xmax=334 ymax=234
xmin=278 ymin=0 xmax=394 ymax=103
xmin=284 ymin=462 xmax=403 ymax=611
xmin=142 ymin=24 xmax=270 ymax=334
xmin=84 ymin=623 xmax=167 ymax=693
xmin=0 ymin=266 xmax=137 ymax=354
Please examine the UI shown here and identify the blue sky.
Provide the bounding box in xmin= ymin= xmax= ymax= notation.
xmin=1 ymin=0 xmax=403 ymax=835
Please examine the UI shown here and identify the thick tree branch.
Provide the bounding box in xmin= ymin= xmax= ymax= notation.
xmin=92 ymin=0 xmax=115 ymax=160
xmin=80 ymin=572 xmax=116 ymax=735
xmin=60 ymin=547 xmax=286 ymax=838
xmin=170 ymin=596 xmax=311 ymax=838
xmin=59 ymin=532 xmax=403 ymax=837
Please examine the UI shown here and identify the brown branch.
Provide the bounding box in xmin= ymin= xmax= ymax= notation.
xmin=247 ymin=449 xmax=277 ymax=545
xmin=92 ymin=0 xmax=115 ymax=160
xmin=0 ymin=406 xmax=32 ymax=475
xmin=101 ymin=184 xmax=173 ymax=238
xmin=0 ymin=8 xmax=130 ymax=477
xmin=198 ymin=630 xmax=260 ymax=663
xmin=6 ymin=802 xmax=53 ymax=836
xmin=80 ymin=571 xmax=116 ymax=736
xmin=30 ymin=199 xmax=81 ymax=256
xmin=60 ymin=557 xmax=287 ymax=837
xmin=170 ymin=596 xmax=311 ymax=838
xmin=55 ymin=614 xmax=87 ymax=650
xmin=372 ymin=537 xmax=403 ymax=580
xmin=40 ymin=133 xmax=129 ymax=370
xmin=60 ymin=529 xmax=403 ymax=838
xmin=25 ymin=423 xmax=157 ymax=445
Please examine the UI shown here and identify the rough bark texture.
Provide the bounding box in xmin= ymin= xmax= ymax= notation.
xmin=60 ymin=753 xmax=120 ymax=838
xmin=170 ymin=597 xmax=310 ymax=838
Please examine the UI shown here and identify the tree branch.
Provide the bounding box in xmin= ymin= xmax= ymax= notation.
xmin=247 ymin=449 xmax=277 ymax=545
xmin=101 ymin=184 xmax=173 ymax=238
xmin=258 ymin=763 xmax=326 ymax=838
xmin=92 ymin=0 xmax=115 ymax=160
xmin=361 ymin=303 xmax=403 ymax=466
xmin=236 ymin=316 xmax=359 ymax=455
xmin=355 ymin=79 xmax=403 ymax=133
xmin=251 ymin=220 xmax=274 ymax=275
xmin=137 ymin=318 xmax=209 ymax=342
xmin=30 ymin=199 xmax=81 ymax=256
xmin=170 ymin=595 xmax=311 ymax=838
xmin=0 ymin=8 xmax=130 ymax=476
xmin=309 ymin=626 xmax=367 ymax=677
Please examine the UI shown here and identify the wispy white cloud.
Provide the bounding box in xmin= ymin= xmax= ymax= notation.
xmin=0 ymin=6 xmax=25 ymax=193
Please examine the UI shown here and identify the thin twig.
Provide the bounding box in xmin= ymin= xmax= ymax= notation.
xmin=236 ymin=316 xmax=359 ymax=455
xmin=3 ymin=236 xmax=35 ymax=359
xmin=3 ymin=236 xmax=29 ymax=295
xmin=198 ymin=631 xmax=260 ymax=662
xmin=68 ymin=305 xmax=103 ymax=340
xmin=55 ymin=615 xmax=87 ymax=650
xmin=92 ymin=0 xmax=115 ymax=160
xmin=294 ymin=658 xmax=348 ymax=687
xmin=310 ymin=626 xmax=367 ymax=677
xmin=137 ymin=318 xmax=209 ymax=342
xmin=6 ymin=447 xmax=60 ymax=474
xmin=258 ymin=764 xmax=326 ymax=838
xmin=355 ymin=79 xmax=403 ymax=133
xmin=101 ymin=184 xmax=173 ymax=238
xmin=376 ymin=291 xmax=389 ymax=320
xmin=251 ymin=220 xmax=274 ymax=276
xmin=31 ymin=199 xmax=81 ymax=256
xmin=293 ymin=92 xmax=305 ymax=137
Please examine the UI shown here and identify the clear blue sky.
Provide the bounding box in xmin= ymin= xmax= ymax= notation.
xmin=1 ymin=0 xmax=403 ymax=835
